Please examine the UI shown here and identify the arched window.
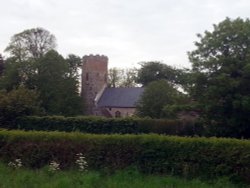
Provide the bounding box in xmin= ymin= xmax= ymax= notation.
xmin=115 ymin=111 xmax=121 ymax=118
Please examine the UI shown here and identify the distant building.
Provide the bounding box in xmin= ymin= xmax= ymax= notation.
xmin=81 ymin=55 xmax=144 ymax=118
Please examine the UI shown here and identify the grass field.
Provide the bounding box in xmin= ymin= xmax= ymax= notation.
xmin=0 ymin=163 xmax=244 ymax=188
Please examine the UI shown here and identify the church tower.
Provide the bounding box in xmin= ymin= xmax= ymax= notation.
xmin=81 ymin=55 xmax=108 ymax=115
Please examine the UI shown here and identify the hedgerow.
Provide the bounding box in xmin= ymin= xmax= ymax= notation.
xmin=0 ymin=130 xmax=249 ymax=183
xmin=13 ymin=116 xmax=203 ymax=136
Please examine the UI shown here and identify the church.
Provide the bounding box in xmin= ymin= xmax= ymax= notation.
xmin=81 ymin=55 xmax=144 ymax=118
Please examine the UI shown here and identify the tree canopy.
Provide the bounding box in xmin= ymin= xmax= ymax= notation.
xmin=136 ymin=61 xmax=187 ymax=86
xmin=5 ymin=27 xmax=56 ymax=62
xmin=189 ymin=17 xmax=250 ymax=138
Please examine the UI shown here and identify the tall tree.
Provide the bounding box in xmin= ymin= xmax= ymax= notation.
xmin=189 ymin=17 xmax=250 ymax=138
xmin=1 ymin=28 xmax=56 ymax=90
xmin=5 ymin=27 xmax=56 ymax=62
xmin=36 ymin=50 xmax=83 ymax=115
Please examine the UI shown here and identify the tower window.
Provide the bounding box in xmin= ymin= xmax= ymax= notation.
xmin=86 ymin=73 xmax=89 ymax=81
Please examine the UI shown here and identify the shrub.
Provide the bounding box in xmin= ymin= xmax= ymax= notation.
xmin=0 ymin=87 xmax=43 ymax=127
xmin=14 ymin=116 xmax=203 ymax=136
xmin=0 ymin=130 xmax=249 ymax=183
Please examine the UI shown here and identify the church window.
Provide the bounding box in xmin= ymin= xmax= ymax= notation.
xmin=115 ymin=111 xmax=121 ymax=118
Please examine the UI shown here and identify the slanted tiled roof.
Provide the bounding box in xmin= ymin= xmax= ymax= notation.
xmin=97 ymin=87 xmax=144 ymax=108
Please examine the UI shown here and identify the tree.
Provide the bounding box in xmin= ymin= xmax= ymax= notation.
xmin=5 ymin=27 xmax=56 ymax=62
xmin=65 ymin=54 xmax=82 ymax=79
xmin=108 ymin=68 xmax=120 ymax=87
xmin=121 ymin=68 xmax=137 ymax=87
xmin=136 ymin=80 xmax=179 ymax=118
xmin=2 ymin=29 xmax=84 ymax=116
xmin=188 ymin=17 xmax=250 ymax=138
xmin=108 ymin=67 xmax=137 ymax=87
xmin=1 ymin=28 xmax=57 ymax=90
xmin=0 ymin=58 xmax=20 ymax=91
xmin=136 ymin=61 xmax=187 ymax=87
xmin=36 ymin=50 xmax=83 ymax=115
xmin=0 ymin=87 xmax=43 ymax=127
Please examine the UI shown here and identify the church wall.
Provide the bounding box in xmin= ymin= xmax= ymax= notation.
xmin=105 ymin=107 xmax=136 ymax=118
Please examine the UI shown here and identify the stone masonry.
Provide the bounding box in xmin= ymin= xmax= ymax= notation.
xmin=81 ymin=55 xmax=108 ymax=115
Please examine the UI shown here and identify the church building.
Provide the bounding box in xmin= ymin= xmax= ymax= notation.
xmin=81 ymin=55 xmax=144 ymax=118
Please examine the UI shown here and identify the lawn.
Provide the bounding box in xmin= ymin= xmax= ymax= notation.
xmin=0 ymin=163 xmax=244 ymax=188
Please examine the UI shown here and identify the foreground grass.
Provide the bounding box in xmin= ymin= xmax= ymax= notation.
xmin=0 ymin=164 xmax=245 ymax=188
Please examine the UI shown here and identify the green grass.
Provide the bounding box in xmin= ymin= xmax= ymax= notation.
xmin=0 ymin=163 xmax=245 ymax=188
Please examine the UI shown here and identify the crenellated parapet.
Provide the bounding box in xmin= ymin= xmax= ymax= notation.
xmin=82 ymin=54 xmax=108 ymax=63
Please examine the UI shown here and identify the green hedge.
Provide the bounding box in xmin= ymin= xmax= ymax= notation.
xmin=0 ymin=130 xmax=249 ymax=183
xmin=13 ymin=116 xmax=203 ymax=136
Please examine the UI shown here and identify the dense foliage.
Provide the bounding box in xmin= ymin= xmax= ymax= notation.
xmin=0 ymin=130 xmax=249 ymax=183
xmin=15 ymin=116 xmax=202 ymax=136
xmin=189 ymin=17 xmax=250 ymax=138
xmin=0 ymin=28 xmax=84 ymax=116
xmin=0 ymin=87 xmax=42 ymax=127
xmin=136 ymin=80 xmax=187 ymax=118
xmin=36 ymin=50 xmax=83 ymax=115
xmin=136 ymin=61 xmax=188 ymax=88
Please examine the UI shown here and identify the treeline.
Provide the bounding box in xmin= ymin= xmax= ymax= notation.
xmin=136 ymin=17 xmax=250 ymax=138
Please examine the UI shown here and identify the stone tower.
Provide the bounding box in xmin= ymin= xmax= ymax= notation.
xmin=81 ymin=55 xmax=108 ymax=115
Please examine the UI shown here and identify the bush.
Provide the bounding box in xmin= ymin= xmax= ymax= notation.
xmin=0 ymin=130 xmax=249 ymax=183
xmin=0 ymin=87 xmax=43 ymax=127
xmin=14 ymin=116 xmax=203 ymax=136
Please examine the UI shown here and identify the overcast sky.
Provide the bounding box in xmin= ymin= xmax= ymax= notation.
xmin=0 ymin=0 xmax=250 ymax=68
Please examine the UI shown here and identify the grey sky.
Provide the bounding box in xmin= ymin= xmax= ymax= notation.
xmin=0 ymin=0 xmax=250 ymax=68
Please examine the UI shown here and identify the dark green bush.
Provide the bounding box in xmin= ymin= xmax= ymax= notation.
xmin=0 ymin=87 xmax=43 ymax=127
xmin=14 ymin=116 xmax=203 ymax=136
xmin=0 ymin=130 xmax=249 ymax=183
